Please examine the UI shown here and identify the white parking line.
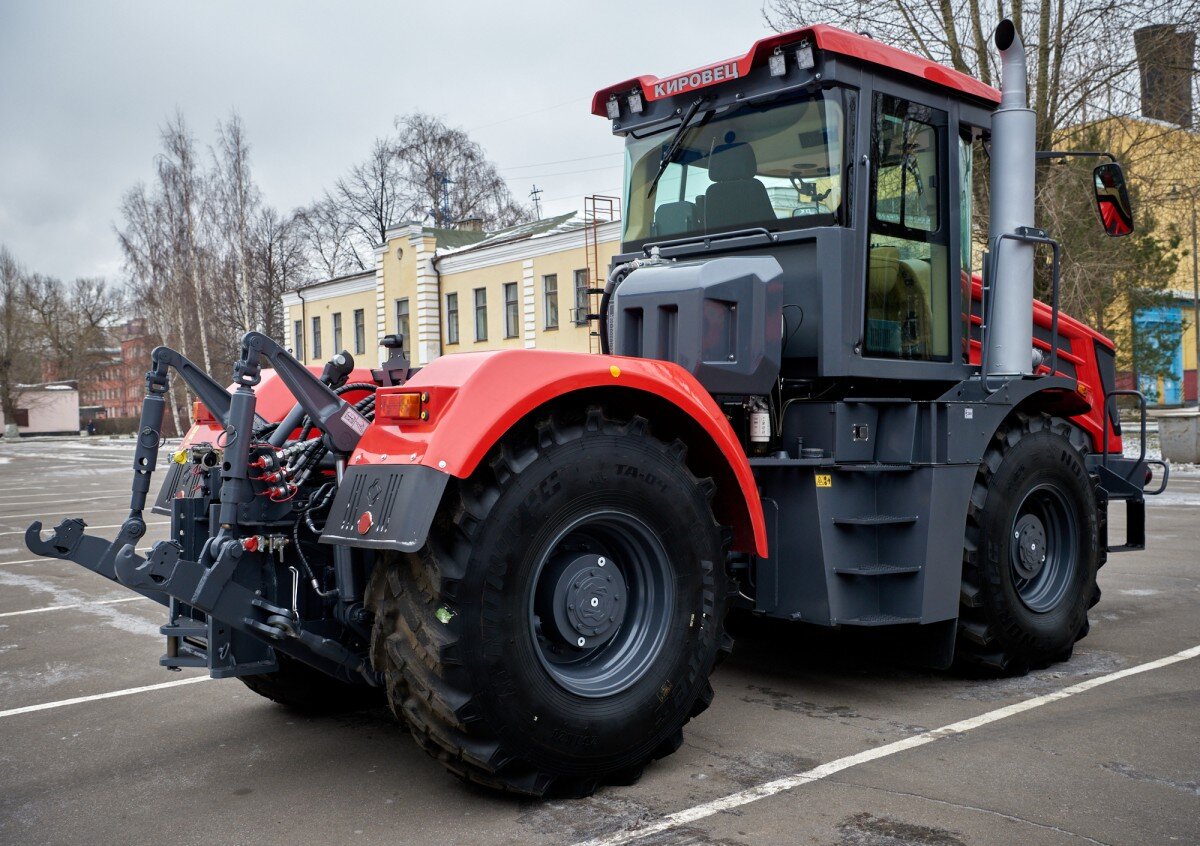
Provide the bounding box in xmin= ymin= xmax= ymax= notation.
xmin=0 ymin=596 xmax=146 ymax=618
xmin=0 ymin=548 xmax=154 ymax=568
xmin=0 ymin=506 xmax=142 ymax=521
xmin=0 ymin=676 xmax=211 ymax=719
xmin=0 ymin=492 xmax=128 ymax=505
xmin=573 ymin=643 xmax=1200 ymax=846
xmin=1 ymin=521 xmax=168 ymax=537
xmin=1 ymin=454 xmax=131 ymax=463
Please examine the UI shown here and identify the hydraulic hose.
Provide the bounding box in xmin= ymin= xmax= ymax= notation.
xmin=598 ymin=248 xmax=666 ymax=355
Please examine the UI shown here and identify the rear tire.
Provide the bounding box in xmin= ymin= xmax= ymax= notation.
xmin=239 ymin=651 xmax=383 ymax=713
xmin=369 ymin=407 xmax=732 ymax=797
xmin=955 ymin=413 xmax=1099 ymax=676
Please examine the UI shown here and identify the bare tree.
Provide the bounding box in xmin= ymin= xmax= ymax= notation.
xmin=0 ymin=247 xmax=41 ymax=438
xmin=394 ymin=113 xmax=533 ymax=229
xmin=332 ymin=136 xmax=409 ymax=248
xmin=294 ymin=198 xmax=367 ymax=280
xmin=117 ymin=182 xmax=191 ymax=433
xmin=317 ymin=115 xmax=534 ymax=268
xmin=156 ymin=113 xmax=214 ymax=373
xmin=250 ymin=206 xmax=307 ymax=340
xmin=24 ymin=275 xmax=126 ymax=387
xmin=763 ymin=0 xmax=1199 ymax=152
xmin=211 ymin=114 xmax=262 ymax=334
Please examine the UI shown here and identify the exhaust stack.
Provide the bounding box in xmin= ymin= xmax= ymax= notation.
xmin=986 ymin=19 xmax=1036 ymax=377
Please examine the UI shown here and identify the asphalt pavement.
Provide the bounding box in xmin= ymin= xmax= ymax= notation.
xmin=0 ymin=436 xmax=1196 ymax=846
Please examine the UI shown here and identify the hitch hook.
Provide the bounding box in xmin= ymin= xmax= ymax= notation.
xmin=24 ymin=519 xmax=87 ymax=558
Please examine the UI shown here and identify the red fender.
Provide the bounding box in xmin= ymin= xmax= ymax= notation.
xmin=352 ymin=350 xmax=768 ymax=557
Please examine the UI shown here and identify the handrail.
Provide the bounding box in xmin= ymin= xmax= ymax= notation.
xmin=980 ymin=227 xmax=1062 ymax=391
xmin=1102 ymin=389 xmax=1146 ymax=478
xmin=641 ymin=227 xmax=774 ymax=256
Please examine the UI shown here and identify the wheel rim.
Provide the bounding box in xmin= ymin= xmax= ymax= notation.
xmin=1009 ymin=482 xmax=1079 ymax=613
xmin=528 ymin=509 xmax=674 ymax=698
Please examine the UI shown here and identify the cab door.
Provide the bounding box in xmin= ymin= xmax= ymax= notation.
xmin=862 ymin=91 xmax=952 ymax=364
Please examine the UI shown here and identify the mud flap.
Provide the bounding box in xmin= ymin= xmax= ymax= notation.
xmin=318 ymin=464 xmax=449 ymax=551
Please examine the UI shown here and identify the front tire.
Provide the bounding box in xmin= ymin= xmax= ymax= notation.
xmin=369 ymin=407 xmax=731 ymax=796
xmin=955 ymin=413 xmax=1099 ymax=675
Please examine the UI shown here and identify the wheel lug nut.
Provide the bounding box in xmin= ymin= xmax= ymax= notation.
xmin=576 ymin=637 xmax=586 ymax=647
xmin=598 ymin=557 xmax=606 ymax=566
xmin=590 ymin=597 xmax=599 ymax=607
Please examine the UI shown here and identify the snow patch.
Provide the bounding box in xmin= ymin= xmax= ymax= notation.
xmin=0 ymin=571 xmax=159 ymax=637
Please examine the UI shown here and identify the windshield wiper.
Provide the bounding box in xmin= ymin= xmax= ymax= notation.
xmin=646 ymin=97 xmax=711 ymax=199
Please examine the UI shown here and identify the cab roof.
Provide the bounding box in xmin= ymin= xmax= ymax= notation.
xmin=590 ymin=24 xmax=1001 ymax=116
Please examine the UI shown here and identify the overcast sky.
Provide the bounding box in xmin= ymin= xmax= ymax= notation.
xmin=0 ymin=0 xmax=773 ymax=282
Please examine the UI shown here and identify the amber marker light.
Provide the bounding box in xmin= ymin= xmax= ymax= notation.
xmin=192 ymin=401 xmax=216 ymax=423
xmin=377 ymin=391 xmax=429 ymax=421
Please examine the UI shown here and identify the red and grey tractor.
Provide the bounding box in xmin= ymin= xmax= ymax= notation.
xmin=28 ymin=20 xmax=1167 ymax=796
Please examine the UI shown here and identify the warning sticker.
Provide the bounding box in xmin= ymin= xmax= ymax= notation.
xmin=342 ymin=408 xmax=368 ymax=435
xmin=815 ymin=474 xmax=832 ymax=488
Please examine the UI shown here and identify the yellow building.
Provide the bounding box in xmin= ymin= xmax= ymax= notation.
xmin=282 ymin=212 xmax=623 ymax=368
xmin=1061 ymin=116 xmax=1200 ymax=405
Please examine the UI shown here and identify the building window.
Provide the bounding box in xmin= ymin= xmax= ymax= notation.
xmin=332 ymin=312 xmax=343 ymax=353
xmin=395 ymin=298 xmax=410 ymax=351
xmin=15 ymin=408 xmax=29 ymax=427
xmin=446 ymin=292 xmax=459 ymax=345
xmin=293 ymin=319 xmax=303 ymax=361
xmin=311 ymin=316 xmax=322 ymax=360
xmin=504 ymin=282 xmax=519 ymax=338
xmin=574 ymin=268 xmax=589 ymax=325
xmin=474 ymin=287 xmax=488 ymax=342
xmin=543 ymin=274 xmax=558 ymax=329
xmin=353 ymin=309 xmax=365 ymax=355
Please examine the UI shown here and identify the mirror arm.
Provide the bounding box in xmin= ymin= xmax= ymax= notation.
xmin=1036 ymin=149 xmax=1117 ymax=163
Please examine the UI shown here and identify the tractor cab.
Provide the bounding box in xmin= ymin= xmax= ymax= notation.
xmin=594 ymin=28 xmax=1002 ymax=389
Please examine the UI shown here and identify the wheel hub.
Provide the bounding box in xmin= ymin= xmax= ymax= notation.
xmin=1012 ymin=514 xmax=1048 ymax=579
xmin=548 ymin=554 xmax=628 ymax=649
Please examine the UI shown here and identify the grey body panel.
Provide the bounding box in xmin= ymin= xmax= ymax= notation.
xmin=748 ymin=376 xmax=1079 ymax=626
xmin=612 ymin=256 xmax=784 ymax=395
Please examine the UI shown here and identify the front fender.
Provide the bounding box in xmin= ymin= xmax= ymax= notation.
xmin=338 ymin=350 xmax=767 ymax=556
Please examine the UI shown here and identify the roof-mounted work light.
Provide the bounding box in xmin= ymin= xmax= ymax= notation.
xmin=795 ymin=40 xmax=815 ymax=70
xmin=627 ymin=89 xmax=644 ymax=114
xmin=606 ymin=96 xmax=621 ymax=119
xmin=769 ymin=47 xmax=787 ymax=77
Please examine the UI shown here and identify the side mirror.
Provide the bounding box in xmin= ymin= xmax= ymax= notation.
xmin=1093 ymin=162 xmax=1133 ymax=237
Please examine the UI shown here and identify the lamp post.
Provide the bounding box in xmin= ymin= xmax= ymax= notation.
xmin=1169 ymin=184 xmax=1199 ymax=408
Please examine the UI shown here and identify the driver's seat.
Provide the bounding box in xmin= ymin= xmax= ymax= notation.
xmin=704 ymin=143 xmax=775 ymax=230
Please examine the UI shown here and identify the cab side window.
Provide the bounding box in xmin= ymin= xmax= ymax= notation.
xmin=864 ymin=94 xmax=950 ymax=361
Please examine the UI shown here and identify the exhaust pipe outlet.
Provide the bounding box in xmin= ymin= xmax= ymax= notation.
xmin=986 ymin=19 xmax=1037 ymax=377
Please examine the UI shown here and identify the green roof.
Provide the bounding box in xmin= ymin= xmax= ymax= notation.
xmin=422 ymin=226 xmax=491 ymax=249
xmin=435 ymin=212 xmax=584 ymax=257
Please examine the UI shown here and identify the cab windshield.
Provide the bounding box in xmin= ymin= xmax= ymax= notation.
xmin=622 ymin=92 xmax=844 ymax=248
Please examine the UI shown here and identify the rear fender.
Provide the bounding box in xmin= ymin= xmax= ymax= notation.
xmin=325 ymin=350 xmax=768 ymax=556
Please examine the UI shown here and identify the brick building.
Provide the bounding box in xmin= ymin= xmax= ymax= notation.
xmin=79 ymin=319 xmax=153 ymax=421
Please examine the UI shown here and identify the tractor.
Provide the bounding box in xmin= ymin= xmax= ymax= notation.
xmin=27 ymin=19 xmax=1167 ymax=797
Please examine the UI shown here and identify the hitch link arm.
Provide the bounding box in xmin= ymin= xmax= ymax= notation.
xmin=23 ymin=353 xmax=186 ymax=606
xmin=237 ymin=331 xmax=367 ymax=455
